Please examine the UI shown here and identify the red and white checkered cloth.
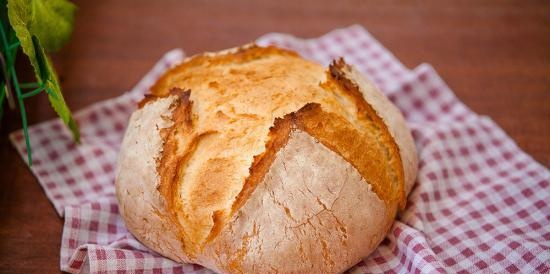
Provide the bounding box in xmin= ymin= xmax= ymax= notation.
xmin=10 ymin=25 xmax=549 ymax=274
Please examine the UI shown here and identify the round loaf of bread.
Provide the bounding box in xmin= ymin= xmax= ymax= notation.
xmin=116 ymin=45 xmax=418 ymax=274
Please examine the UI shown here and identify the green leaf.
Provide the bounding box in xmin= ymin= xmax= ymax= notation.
xmin=6 ymin=0 xmax=75 ymax=53
xmin=7 ymin=0 xmax=76 ymax=74
xmin=34 ymin=35 xmax=79 ymax=142
xmin=29 ymin=0 xmax=76 ymax=52
xmin=7 ymin=0 xmax=79 ymax=142
xmin=7 ymin=0 xmax=38 ymax=74
xmin=31 ymin=35 xmax=48 ymax=80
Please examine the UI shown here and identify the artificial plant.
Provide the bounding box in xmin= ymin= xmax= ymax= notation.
xmin=0 ymin=0 xmax=78 ymax=165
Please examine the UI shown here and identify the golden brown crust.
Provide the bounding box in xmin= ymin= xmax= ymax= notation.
xmin=230 ymin=116 xmax=293 ymax=217
xmin=326 ymin=59 xmax=405 ymax=208
xmin=154 ymin=88 xmax=195 ymax=255
xmin=293 ymin=103 xmax=400 ymax=210
xmin=229 ymin=100 xmax=403 ymax=220
xmin=201 ymin=129 xmax=394 ymax=274
xmin=332 ymin=59 xmax=418 ymax=200
xmin=116 ymin=44 xmax=418 ymax=273
xmin=156 ymin=88 xmax=193 ymax=200
xmin=137 ymin=88 xmax=192 ymax=109
xmin=116 ymin=95 xmax=191 ymax=263
xmin=150 ymin=45 xmax=298 ymax=97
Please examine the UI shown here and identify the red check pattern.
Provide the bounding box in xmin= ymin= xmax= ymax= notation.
xmin=10 ymin=25 xmax=550 ymax=274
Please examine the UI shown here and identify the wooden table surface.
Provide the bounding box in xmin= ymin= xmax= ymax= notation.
xmin=1 ymin=1 xmax=548 ymax=273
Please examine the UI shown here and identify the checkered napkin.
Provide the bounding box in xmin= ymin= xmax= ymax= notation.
xmin=10 ymin=25 xmax=549 ymax=274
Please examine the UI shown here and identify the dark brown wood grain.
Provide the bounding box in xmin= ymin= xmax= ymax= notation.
xmin=1 ymin=1 xmax=548 ymax=273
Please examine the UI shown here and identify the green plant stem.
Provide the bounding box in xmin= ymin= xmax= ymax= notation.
xmin=10 ymin=64 xmax=32 ymax=164
xmin=0 ymin=21 xmax=32 ymax=164
xmin=7 ymin=41 xmax=18 ymax=50
xmin=20 ymin=82 xmax=40 ymax=89
xmin=21 ymin=85 xmax=44 ymax=99
xmin=0 ymin=86 xmax=5 ymax=120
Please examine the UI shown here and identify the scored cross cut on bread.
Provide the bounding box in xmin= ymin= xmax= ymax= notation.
xmin=116 ymin=44 xmax=418 ymax=274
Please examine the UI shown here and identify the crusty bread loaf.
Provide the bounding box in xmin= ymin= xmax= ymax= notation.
xmin=115 ymin=44 xmax=418 ymax=274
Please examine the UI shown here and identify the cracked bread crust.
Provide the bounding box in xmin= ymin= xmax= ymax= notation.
xmin=331 ymin=60 xmax=418 ymax=196
xmin=116 ymin=95 xmax=189 ymax=262
xmin=200 ymin=129 xmax=391 ymax=274
xmin=115 ymin=45 xmax=418 ymax=273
